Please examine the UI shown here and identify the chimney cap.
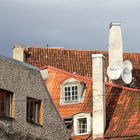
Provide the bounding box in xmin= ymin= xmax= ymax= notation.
xmin=13 ymin=44 xmax=25 ymax=49
xmin=109 ymin=22 xmax=121 ymax=28
xmin=92 ymin=54 xmax=105 ymax=58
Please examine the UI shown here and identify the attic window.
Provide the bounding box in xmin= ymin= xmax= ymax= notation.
xmin=64 ymin=86 xmax=78 ymax=102
xmin=61 ymin=78 xmax=85 ymax=105
xmin=78 ymin=118 xmax=87 ymax=133
xmin=74 ymin=113 xmax=91 ymax=136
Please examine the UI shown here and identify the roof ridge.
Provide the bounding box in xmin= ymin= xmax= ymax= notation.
xmin=27 ymin=47 xmax=140 ymax=54
xmin=106 ymin=82 xmax=140 ymax=91
xmin=0 ymin=55 xmax=39 ymax=71
xmin=27 ymin=47 xmax=107 ymax=52
xmin=40 ymin=65 xmax=92 ymax=81
xmin=41 ymin=66 xmax=140 ymax=91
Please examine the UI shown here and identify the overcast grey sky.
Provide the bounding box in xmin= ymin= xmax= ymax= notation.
xmin=0 ymin=0 xmax=140 ymax=57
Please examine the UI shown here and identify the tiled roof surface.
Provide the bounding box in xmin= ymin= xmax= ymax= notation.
xmin=105 ymin=83 xmax=140 ymax=139
xmin=43 ymin=66 xmax=140 ymax=139
xmin=44 ymin=66 xmax=92 ymax=118
xmin=26 ymin=48 xmax=107 ymax=77
xmin=26 ymin=48 xmax=140 ymax=85
xmin=44 ymin=66 xmax=92 ymax=140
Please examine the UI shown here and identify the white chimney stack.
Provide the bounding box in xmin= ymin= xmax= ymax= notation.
xmin=13 ymin=44 xmax=25 ymax=62
xmin=92 ymin=54 xmax=106 ymax=139
xmin=108 ymin=22 xmax=123 ymax=69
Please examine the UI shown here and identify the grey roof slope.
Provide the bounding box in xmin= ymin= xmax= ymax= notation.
xmin=0 ymin=55 xmax=38 ymax=71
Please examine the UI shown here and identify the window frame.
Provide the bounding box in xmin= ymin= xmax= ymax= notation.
xmin=27 ymin=97 xmax=42 ymax=125
xmin=0 ymin=89 xmax=13 ymax=118
xmin=63 ymin=84 xmax=79 ymax=103
xmin=60 ymin=78 xmax=84 ymax=105
xmin=73 ymin=113 xmax=91 ymax=136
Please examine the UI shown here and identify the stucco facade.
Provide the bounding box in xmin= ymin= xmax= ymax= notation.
xmin=0 ymin=55 xmax=71 ymax=140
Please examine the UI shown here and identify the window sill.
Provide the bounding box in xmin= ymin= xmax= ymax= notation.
xmin=0 ymin=115 xmax=14 ymax=121
xmin=27 ymin=120 xmax=43 ymax=127
xmin=74 ymin=132 xmax=90 ymax=136
xmin=61 ymin=101 xmax=80 ymax=105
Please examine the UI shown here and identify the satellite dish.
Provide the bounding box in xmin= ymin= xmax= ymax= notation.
xmin=107 ymin=64 xmax=121 ymax=80
xmin=122 ymin=68 xmax=132 ymax=84
xmin=123 ymin=60 xmax=132 ymax=70
xmin=40 ymin=69 xmax=48 ymax=80
xmin=122 ymin=60 xmax=133 ymax=84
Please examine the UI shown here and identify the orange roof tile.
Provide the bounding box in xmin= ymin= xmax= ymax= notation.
xmin=44 ymin=66 xmax=92 ymax=118
xmin=25 ymin=48 xmax=140 ymax=86
xmin=42 ymin=66 xmax=140 ymax=139
xmin=24 ymin=47 xmax=140 ymax=139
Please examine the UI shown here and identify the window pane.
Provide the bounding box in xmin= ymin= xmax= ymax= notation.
xmin=72 ymin=86 xmax=74 ymax=90
xmin=65 ymin=92 xmax=68 ymax=96
xmin=65 ymin=96 xmax=68 ymax=101
xmin=68 ymin=87 xmax=70 ymax=91
xmin=35 ymin=103 xmax=39 ymax=124
xmin=5 ymin=95 xmax=10 ymax=117
xmin=65 ymin=87 xmax=67 ymax=91
xmin=72 ymin=91 xmax=75 ymax=95
xmin=78 ymin=118 xmax=87 ymax=134
xmin=27 ymin=98 xmax=41 ymax=124
xmin=64 ymin=85 xmax=79 ymax=102
xmin=75 ymin=86 xmax=77 ymax=90
xmin=0 ymin=93 xmax=5 ymax=116
xmin=0 ymin=90 xmax=12 ymax=117
xmin=72 ymin=95 xmax=74 ymax=100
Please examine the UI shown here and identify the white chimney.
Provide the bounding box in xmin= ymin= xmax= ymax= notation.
xmin=13 ymin=44 xmax=25 ymax=62
xmin=108 ymin=22 xmax=123 ymax=69
xmin=92 ymin=54 xmax=106 ymax=139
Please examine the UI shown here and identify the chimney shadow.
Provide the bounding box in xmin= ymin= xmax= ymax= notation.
xmin=105 ymin=87 xmax=122 ymax=132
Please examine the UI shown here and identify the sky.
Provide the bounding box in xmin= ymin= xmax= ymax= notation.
xmin=0 ymin=0 xmax=140 ymax=57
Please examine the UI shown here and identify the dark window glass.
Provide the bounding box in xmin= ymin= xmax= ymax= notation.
xmin=78 ymin=118 xmax=87 ymax=134
xmin=27 ymin=97 xmax=41 ymax=124
xmin=0 ymin=89 xmax=12 ymax=117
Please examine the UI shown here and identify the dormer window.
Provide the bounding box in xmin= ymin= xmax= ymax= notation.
xmin=60 ymin=78 xmax=85 ymax=105
xmin=74 ymin=113 xmax=91 ymax=136
xmin=64 ymin=85 xmax=78 ymax=102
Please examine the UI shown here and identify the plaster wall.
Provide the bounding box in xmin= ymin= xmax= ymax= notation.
xmin=0 ymin=56 xmax=70 ymax=140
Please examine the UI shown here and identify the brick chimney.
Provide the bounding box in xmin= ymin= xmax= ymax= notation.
xmin=13 ymin=44 xmax=25 ymax=62
xmin=92 ymin=54 xmax=106 ymax=139
xmin=108 ymin=22 xmax=123 ymax=69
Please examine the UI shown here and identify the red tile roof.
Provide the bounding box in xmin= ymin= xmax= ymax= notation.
xmin=105 ymin=83 xmax=140 ymax=139
xmin=44 ymin=66 xmax=92 ymax=118
xmin=44 ymin=66 xmax=92 ymax=140
xmin=25 ymin=47 xmax=140 ymax=87
xmin=42 ymin=66 xmax=140 ymax=139
xmin=26 ymin=48 xmax=107 ymax=77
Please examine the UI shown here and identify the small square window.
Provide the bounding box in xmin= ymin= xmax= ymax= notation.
xmin=78 ymin=118 xmax=87 ymax=134
xmin=27 ymin=97 xmax=41 ymax=125
xmin=0 ymin=89 xmax=13 ymax=118
xmin=64 ymin=85 xmax=78 ymax=103
xmin=74 ymin=113 xmax=91 ymax=136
